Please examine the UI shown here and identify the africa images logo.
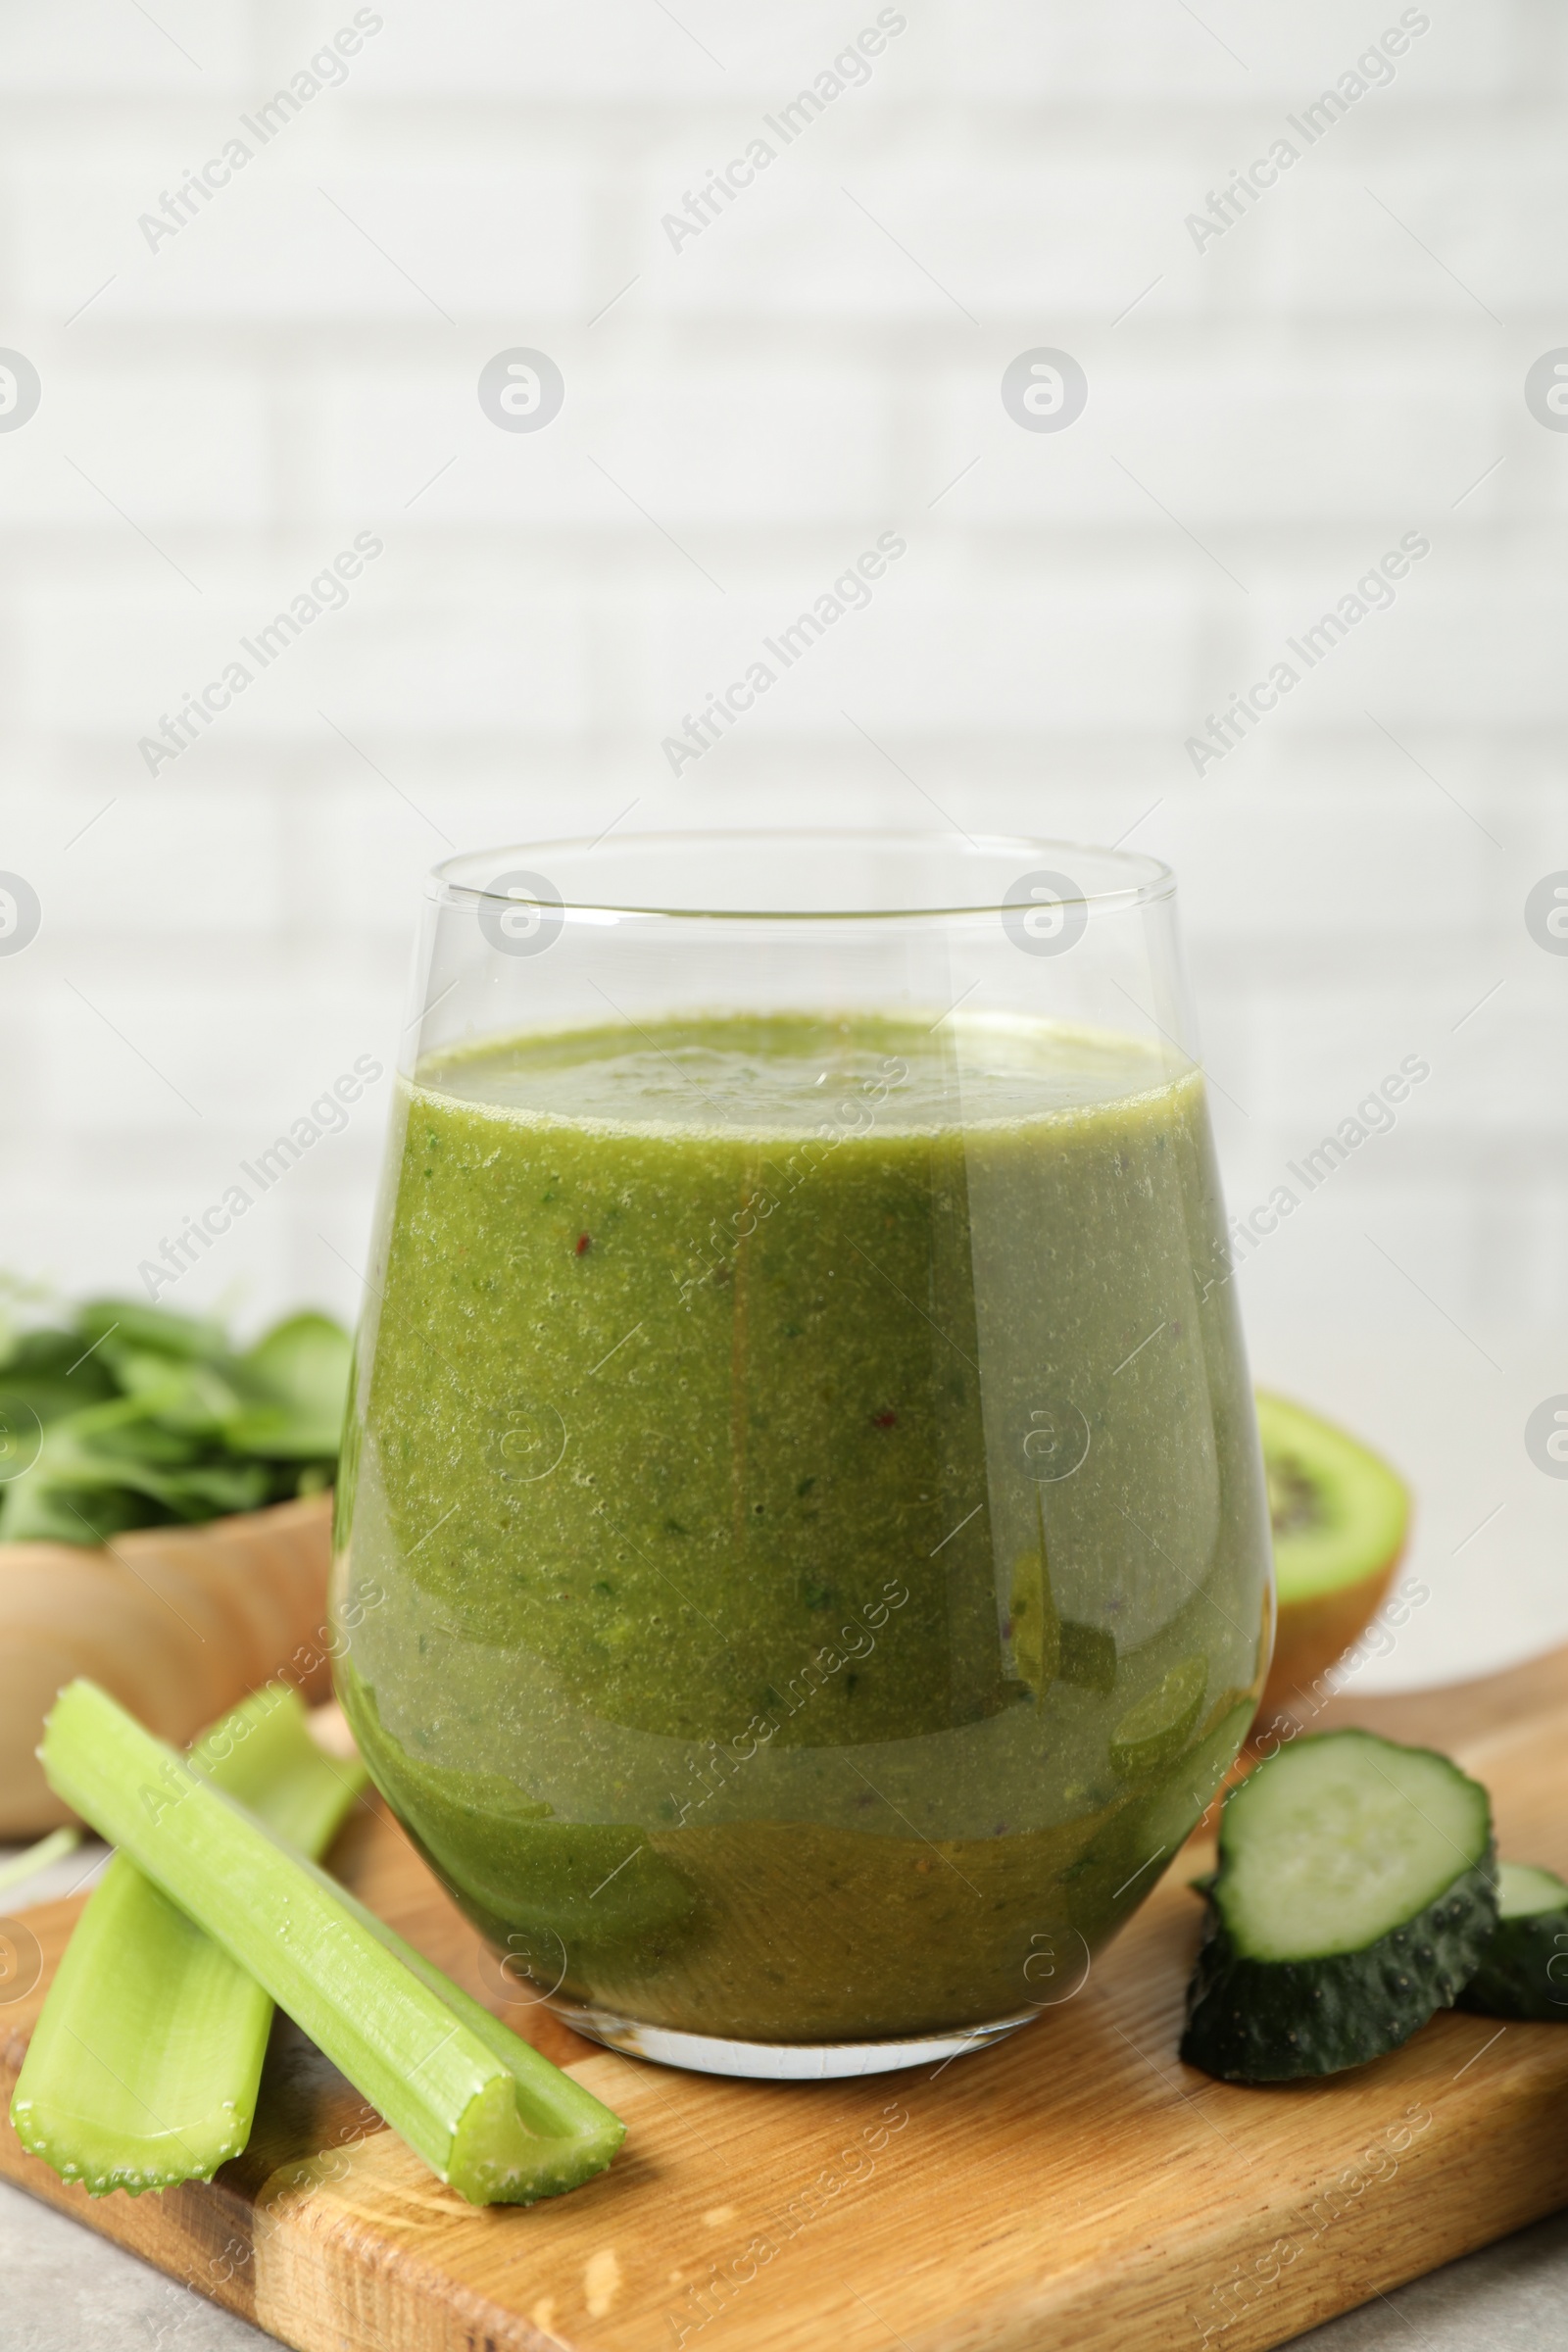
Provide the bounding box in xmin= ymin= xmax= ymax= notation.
xmin=1525 ymin=352 xmax=1568 ymax=432
xmin=0 ymin=352 xmax=41 ymax=433
xmin=477 ymin=351 xmax=564 ymax=433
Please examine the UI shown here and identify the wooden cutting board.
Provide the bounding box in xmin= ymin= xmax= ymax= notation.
xmin=5 ymin=1650 xmax=1568 ymax=2352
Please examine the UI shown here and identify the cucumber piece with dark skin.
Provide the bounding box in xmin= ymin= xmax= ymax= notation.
xmin=1457 ymin=1861 xmax=1568 ymax=2023
xmin=1180 ymin=1729 xmax=1495 ymax=2083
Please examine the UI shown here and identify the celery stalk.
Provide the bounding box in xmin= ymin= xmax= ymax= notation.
xmin=12 ymin=1684 xmax=367 ymax=2195
xmin=37 ymin=1681 xmax=625 ymax=2205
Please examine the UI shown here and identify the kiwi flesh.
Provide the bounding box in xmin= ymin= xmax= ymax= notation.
xmin=1255 ymin=1393 xmax=1410 ymax=1720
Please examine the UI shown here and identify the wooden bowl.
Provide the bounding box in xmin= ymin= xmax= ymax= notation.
xmin=0 ymin=1492 xmax=335 ymax=1838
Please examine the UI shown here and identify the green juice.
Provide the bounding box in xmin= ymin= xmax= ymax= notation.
xmin=333 ymin=1012 xmax=1271 ymax=2043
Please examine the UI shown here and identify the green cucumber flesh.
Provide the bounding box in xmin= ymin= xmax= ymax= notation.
xmin=1181 ymin=1729 xmax=1495 ymax=2082
xmin=1458 ymin=1859 xmax=1568 ymax=2022
xmin=1494 ymin=1860 xmax=1568 ymax=1919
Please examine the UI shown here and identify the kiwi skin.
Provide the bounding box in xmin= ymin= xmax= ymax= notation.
xmin=1254 ymin=1394 xmax=1409 ymax=1723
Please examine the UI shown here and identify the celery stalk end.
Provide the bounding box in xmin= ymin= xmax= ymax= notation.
xmin=447 ymin=2071 xmax=625 ymax=2207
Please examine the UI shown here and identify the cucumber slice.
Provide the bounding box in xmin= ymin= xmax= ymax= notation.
xmin=1457 ymin=1860 xmax=1568 ymax=2022
xmin=1181 ymin=1730 xmax=1495 ymax=2082
xmin=1496 ymin=1861 xmax=1568 ymax=1917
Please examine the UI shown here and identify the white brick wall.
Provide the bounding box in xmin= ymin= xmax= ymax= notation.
xmin=1 ymin=0 xmax=1565 ymax=1683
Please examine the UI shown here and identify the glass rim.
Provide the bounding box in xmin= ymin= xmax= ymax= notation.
xmin=427 ymin=831 xmax=1175 ymax=922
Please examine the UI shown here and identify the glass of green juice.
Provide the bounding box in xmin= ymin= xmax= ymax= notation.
xmin=331 ymin=833 xmax=1273 ymax=2080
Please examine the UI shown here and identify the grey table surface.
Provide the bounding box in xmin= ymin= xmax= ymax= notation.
xmin=3 ymin=2172 xmax=1566 ymax=2350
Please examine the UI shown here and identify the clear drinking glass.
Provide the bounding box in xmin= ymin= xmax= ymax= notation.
xmin=330 ymin=833 xmax=1272 ymax=2080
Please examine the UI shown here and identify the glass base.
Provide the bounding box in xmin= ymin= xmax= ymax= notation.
xmin=549 ymin=2000 xmax=1041 ymax=2080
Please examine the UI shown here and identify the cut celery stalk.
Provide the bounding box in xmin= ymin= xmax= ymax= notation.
xmin=38 ymin=1681 xmax=625 ymax=2205
xmin=12 ymin=1684 xmax=368 ymax=2196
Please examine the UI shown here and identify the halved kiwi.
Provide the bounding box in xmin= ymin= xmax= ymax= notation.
xmin=1255 ymin=1392 xmax=1410 ymax=1720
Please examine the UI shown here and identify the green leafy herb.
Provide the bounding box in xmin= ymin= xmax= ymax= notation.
xmin=0 ymin=1291 xmax=352 ymax=1544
